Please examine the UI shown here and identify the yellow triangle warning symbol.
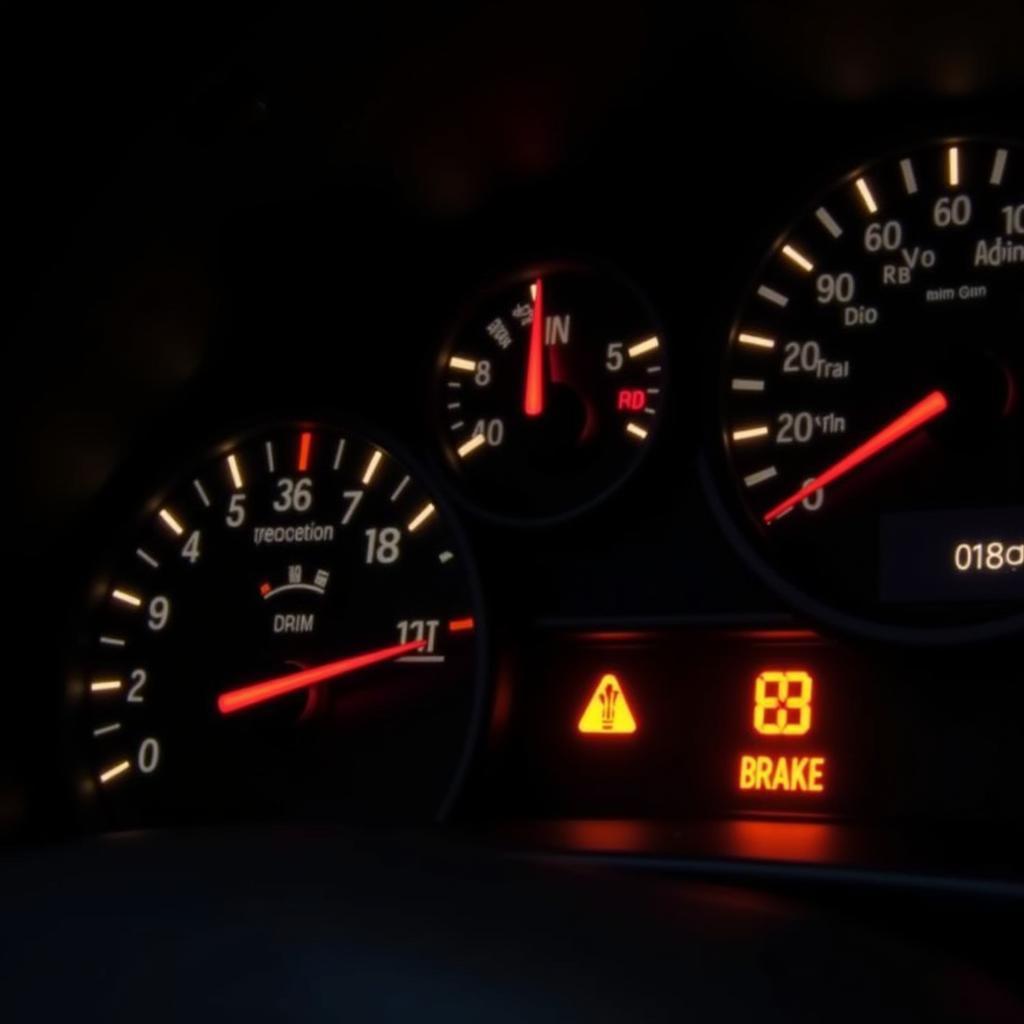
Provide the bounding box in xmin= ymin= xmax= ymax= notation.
xmin=578 ymin=674 xmax=637 ymax=735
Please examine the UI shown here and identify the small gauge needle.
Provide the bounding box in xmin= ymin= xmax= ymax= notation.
xmin=524 ymin=278 xmax=545 ymax=417
xmin=216 ymin=639 xmax=427 ymax=715
xmin=762 ymin=389 xmax=949 ymax=524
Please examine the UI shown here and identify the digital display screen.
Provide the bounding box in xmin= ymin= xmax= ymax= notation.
xmin=490 ymin=629 xmax=1024 ymax=823
xmin=880 ymin=507 xmax=1024 ymax=603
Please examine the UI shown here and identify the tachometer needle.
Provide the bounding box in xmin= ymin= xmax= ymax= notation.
xmin=216 ymin=639 xmax=427 ymax=715
xmin=523 ymin=278 xmax=545 ymax=417
xmin=762 ymin=389 xmax=949 ymax=524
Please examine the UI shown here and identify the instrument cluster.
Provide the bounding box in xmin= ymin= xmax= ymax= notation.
xmin=14 ymin=119 xmax=1022 ymax=841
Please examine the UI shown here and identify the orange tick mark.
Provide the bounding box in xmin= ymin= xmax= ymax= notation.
xmin=298 ymin=431 xmax=313 ymax=472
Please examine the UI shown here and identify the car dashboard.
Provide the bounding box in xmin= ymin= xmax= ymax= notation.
xmin=4 ymin=4 xmax=1023 ymax=1020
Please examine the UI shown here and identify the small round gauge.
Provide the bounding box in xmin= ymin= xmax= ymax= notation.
xmin=69 ymin=423 xmax=485 ymax=825
xmin=436 ymin=264 xmax=666 ymax=521
xmin=716 ymin=137 xmax=1023 ymax=640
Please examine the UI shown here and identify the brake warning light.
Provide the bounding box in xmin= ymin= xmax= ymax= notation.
xmin=738 ymin=668 xmax=826 ymax=795
xmin=578 ymin=674 xmax=637 ymax=735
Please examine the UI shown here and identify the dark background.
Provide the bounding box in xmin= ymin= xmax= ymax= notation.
xmin=1 ymin=7 xmax=1023 ymax=1019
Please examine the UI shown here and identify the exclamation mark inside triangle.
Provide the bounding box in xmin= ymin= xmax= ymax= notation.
xmin=578 ymin=674 xmax=637 ymax=735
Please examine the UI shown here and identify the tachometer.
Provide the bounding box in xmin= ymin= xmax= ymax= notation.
xmin=69 ymin=422 xmax=484 ymax=824
xmin=715 ymin=138 xmax=1023 ymax=639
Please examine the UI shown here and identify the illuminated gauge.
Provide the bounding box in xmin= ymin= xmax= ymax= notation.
xmin=70 ymin=423 xmax=484 ymax=825
xmin=714 ymin=138 xmax=1024 ymax=640
xmin=437 ymin=264 xmax=666 ymax=521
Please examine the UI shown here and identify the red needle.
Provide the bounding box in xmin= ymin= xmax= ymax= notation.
xmin=216 ymin=639 xmax=427 ymax=715
xmin=762 ymin=389 xmax=949 ymax=524
xmin=523 ymin=278 xmax=545 ymax=417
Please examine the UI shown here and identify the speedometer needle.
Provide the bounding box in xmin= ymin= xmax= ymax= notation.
xmin=762 ymin=389 xmax=949 ymax=524
xmin=216 ymin=639 xmax=427 ymax=715
xmin=523 ymin=278 xmax=545 ymax=417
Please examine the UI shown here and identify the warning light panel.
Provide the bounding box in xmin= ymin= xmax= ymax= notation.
xmin=498 ymin=632 xmax=1024 ymax=823
xmin=578 ymin=674 xmax=637 ymax=735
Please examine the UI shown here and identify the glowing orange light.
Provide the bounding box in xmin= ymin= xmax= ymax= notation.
xmin=753 ymin=670 xmax=813 ymax=736
xmin=735 ymin=629 xmax=819 ymax=641
xmin=298 ymin=431 xmax=313 ymax=472
xmin=448 ymin=617 xmax=475 ymax=633
xmin=723 ymin=820 xmax=837 ymax=863
xmin=738 ymin=754 xmax=826 ymax=793
xmin=578 ymin=674 xmax=637 ymax=735
xmin=259 ymin=582 xmax=272 ymax=597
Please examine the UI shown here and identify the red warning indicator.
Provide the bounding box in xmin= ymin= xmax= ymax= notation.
xmin=578 ymin=674 xmax=637 ymax=735
xmin=616 ymin=388 xmax=647 ymax=411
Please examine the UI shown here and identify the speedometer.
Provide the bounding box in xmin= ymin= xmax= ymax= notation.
xmin=69 ymin=422 xmax=485 ymax=825
xmin=715 ymin=138 xmax=1023 ymax=639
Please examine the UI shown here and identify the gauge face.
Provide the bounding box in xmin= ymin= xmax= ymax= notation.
xmin=71 ymin=424 xmax=483 ymax=824
xmin=437 ymin=264 xmax=665 ymax=521
xmin=719 ymin=139 xmax=1023 ymax=636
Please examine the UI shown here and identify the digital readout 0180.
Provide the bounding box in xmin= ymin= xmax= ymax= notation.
xmin=880 ymin=507 xmax=1024 ymax=604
